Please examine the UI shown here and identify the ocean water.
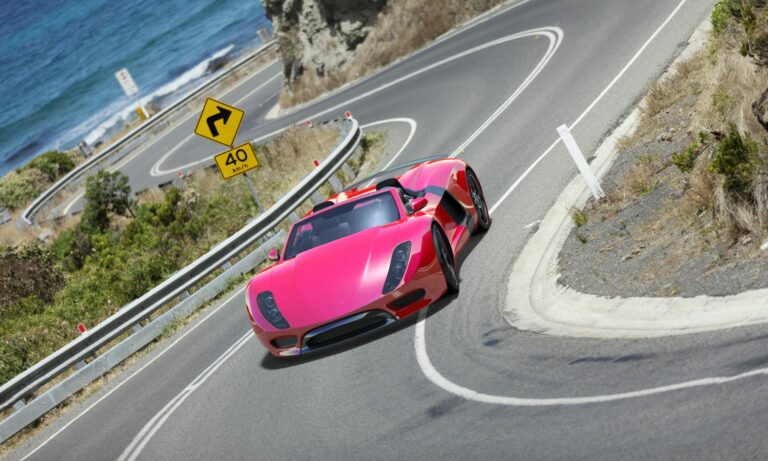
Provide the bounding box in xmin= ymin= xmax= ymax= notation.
xmin=0 ymin=0 xmax=272 ymax=176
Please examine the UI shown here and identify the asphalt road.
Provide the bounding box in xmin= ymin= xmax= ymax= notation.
xmin=15 ymin=0 xmax=768 ymax=459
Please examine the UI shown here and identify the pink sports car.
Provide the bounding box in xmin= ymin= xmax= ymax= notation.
xmin=245 ymin=157 xmax=491 ymax=357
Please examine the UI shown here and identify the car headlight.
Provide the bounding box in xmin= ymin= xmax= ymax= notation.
xmin=383 ymin=242 xmax=411 ymax=294
xmin=256 ymin=291 xmax=290 ymax=329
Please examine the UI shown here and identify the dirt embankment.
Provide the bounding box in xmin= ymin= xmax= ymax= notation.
xmin=560 ymin=1 xmax=768 ymax=297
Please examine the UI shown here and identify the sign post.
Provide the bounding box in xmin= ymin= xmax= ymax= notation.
xmin=114 ymin=67 xmax=148 ymax=121
xmin=195 ymin=98 xmax=261 ymax=212
xmin=213 ymin=142 xmax=263 ymax=212
xmin=242 ymin=172 xmax=264 ymax=213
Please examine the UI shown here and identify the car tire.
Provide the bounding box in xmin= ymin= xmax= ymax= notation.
xmin=467 ymin=168 xmax=491 ymax=232
xmin=432 ymin=224 xmax=459 ymax=293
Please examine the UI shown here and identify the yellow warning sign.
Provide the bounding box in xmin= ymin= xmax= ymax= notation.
xmin=214 ymin=143 xmax=259 ymax=180
xmin=194 ymin=98 xmax=245 ymax=147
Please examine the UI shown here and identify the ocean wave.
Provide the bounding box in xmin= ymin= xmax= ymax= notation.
xmin=75 ymin=43 xmax=236 ymax=146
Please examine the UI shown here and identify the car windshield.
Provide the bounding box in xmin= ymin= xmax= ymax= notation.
xmin=283 ymin=192 xmax=401 ymax=259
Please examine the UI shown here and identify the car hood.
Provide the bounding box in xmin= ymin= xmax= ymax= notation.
xmin=252 ymin=225 xmax=401 ymax=328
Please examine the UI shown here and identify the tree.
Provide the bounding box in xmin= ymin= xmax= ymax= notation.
xmin=81 ymin=170 xmax=134 ymax=233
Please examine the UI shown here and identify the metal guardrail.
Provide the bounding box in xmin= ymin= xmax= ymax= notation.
xmin=0 ymin=118 xmax=361 ymax=438
xmin=20 ymin=40 xmax=277 ymax=225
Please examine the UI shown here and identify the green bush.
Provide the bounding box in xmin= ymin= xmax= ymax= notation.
xmin=82 ymin=170 xmax=134 ymax=233
xmin=672 ymin=143 xmax=701 ymax=172
xmin=712 ymin=0 xmax=734 ymax=35
xmin=708 ymin=125 xmax=759 ymax=197
xmin=0 ymin=168 xmax=47 ymax=209
xmin=0 ymin=150 xmax=75 ymax=210
xmin=26 ymin=151 xmax=75 ymax=182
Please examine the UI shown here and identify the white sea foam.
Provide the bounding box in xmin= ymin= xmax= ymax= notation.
xmin=73 ymin=44 xmax=236 ymax=146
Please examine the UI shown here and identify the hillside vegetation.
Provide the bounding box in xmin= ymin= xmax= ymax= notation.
xmin=0 ymin=151 xmax=79 ymax=211
xmin=0 ymin=126 xmax=384 ymax=385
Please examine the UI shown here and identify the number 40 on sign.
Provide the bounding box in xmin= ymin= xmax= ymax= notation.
xmin=214 ymin=143 xmax=259 ymax=180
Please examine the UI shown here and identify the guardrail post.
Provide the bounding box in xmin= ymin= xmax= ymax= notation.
xmin=12 ymin=400 xmax=25 ymax=412
xmin=221 ymin=261 xmax=233 ymax=271
xmin=341 ymin=163 xmax=354 ymax=181
xmin=289 ymin=212 xmax=301 ymax=224
xmin=329 ymin=175 xmax=343 ymax=193
xmin=310 ymin=191 xmax=325 ymax=205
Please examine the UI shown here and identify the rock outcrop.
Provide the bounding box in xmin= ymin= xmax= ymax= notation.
xmin=262 ymin=0 xmax=387 ymax=85
xmin=754 ymin=88 xmax=768 ymax=132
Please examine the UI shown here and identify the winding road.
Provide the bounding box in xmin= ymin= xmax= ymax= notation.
xmin=14 ymin=0 xmax=768 ymax=459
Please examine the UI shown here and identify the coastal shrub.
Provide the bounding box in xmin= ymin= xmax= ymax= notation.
xmin=0 ymin=150 xmax=76 ymax=210
xmin=81 ymin=170 xmax=134 ymax=233
xmin=708 ymin=125 xmax=759 ymax=198
xmin=26 ymin=151 xmax=75 ymax=182
xmin=0 ymin=168 xmax=47 ymax=209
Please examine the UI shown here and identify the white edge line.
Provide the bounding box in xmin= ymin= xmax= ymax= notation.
xmin=362 ymin=118 xmax=418 ymax=172
xmin=118 ymin=333 xmax=252 ymax=461
xmin=415 ymin=310 xmax=768 ymax=406
xmin=19 ymin=287 xmax=248 ymax=461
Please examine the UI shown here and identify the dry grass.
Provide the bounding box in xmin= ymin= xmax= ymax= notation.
xmin=279 ymin=0 xmax=504 ymax=107
xmin=594 ymin=2 xmax=768 ymax=241
xmin=596 ymin=154 xmax=668 ymax=219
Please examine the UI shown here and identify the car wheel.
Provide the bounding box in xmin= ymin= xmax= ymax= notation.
xmin=432 ymin=224 xmax=459 ymax=293
xmin=467 ymin=169 xmax=491 ymax=232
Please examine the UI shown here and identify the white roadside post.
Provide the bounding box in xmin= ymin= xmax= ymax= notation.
xmin=557 ymin=124 xmax=605 ymax=200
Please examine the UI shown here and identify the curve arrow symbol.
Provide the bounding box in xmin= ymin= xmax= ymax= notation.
xmin=206 ymin=106 xmax=232 ymax=137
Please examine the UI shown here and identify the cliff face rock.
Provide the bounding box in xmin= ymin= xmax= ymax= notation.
xmin=263 ymin=0 xmax=387 ymax=85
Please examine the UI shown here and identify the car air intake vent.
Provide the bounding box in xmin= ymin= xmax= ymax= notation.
xmin=388 ymin=289 xmax=426 ymax=310
xmin=303 ymin=311 xmax=395 ymax=351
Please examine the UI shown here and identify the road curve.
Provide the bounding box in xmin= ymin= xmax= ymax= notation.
xmin=15 ymin=1 xmax=768 ymax=460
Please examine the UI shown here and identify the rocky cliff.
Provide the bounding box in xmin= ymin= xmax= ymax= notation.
xmin=263 ymin=0 xmax=387 ymax=86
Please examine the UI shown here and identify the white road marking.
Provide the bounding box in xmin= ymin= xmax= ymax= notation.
xmin=150 ymin=72 xmax=282 ymax=176
xmin=522 ymin=220 xmax=541 ymax=230
xmin=488 ymin=0 xmax=691 ymax=215
xmin=215 ymin=27 xmax=564 ymax=161
xmin=62 ymin=192 xmax=84 ymax=216
xmin=118 ymin=333 xmax=252 ymax=461
xmin=449 ymin=28 xmax=562 ymax=158
xmin=362 ymin=118 xmax=417 ymax=172
xmin=18 ymin=287 xmax=247 ymax=461
xmin=415 ymin=309 xmax=768 ymax=406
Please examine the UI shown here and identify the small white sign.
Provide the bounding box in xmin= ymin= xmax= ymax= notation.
xmin=115 ymin=67 xmax=139 ymax=97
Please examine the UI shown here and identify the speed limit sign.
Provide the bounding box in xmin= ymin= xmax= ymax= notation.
xmin=213 ymin=143 xmax=260 ymax=180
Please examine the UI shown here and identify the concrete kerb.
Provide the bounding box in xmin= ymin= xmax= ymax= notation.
xmin=502 ymin=17 xmax=768 ymax=339
xmin=0 ymin=231 xmax=284 ymax=443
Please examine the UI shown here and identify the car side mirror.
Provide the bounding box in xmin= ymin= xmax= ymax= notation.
xmin=411 ymin=197 xmax=428 ymax=212
xmin=267 ymin=249 xmax=280 ymax=262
